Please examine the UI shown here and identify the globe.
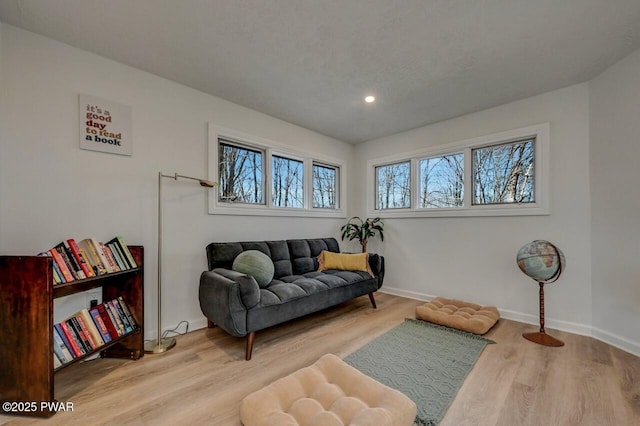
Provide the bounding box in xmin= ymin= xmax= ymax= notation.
xmin=517 ymin=240 xmax=565 ymax=283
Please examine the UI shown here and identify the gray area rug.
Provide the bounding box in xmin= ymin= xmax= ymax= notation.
xmin=344 ymin=318 xmax=494 ymax=426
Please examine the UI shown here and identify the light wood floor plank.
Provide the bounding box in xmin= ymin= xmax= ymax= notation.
xmin=1 ymin=293 xmax=638 ymax=425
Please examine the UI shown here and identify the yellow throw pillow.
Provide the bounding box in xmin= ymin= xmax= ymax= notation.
xmin=318 ymin=251 xmax=373 ymax=277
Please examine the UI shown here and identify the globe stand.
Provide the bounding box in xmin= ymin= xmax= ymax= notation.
xmin=522 ymin=282 xmax=564 ymax=347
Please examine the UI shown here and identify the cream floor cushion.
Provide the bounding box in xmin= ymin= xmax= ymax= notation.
xmin=416 ymin=297 xmax=500 ymax=335
xmin=240 ymin=353 xmax=416 ymax=426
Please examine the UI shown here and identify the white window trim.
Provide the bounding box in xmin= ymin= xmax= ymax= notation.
xmin=209 ymin=124 xmax=346 ymax=218
xmin=366 ymin=123 xmax=551 ymax=218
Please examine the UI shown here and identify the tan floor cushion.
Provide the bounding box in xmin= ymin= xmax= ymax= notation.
xmin=240 ymin=353 xmax=416 ymax=426
xmin=416 ymin=297 xmax=500 ymax=335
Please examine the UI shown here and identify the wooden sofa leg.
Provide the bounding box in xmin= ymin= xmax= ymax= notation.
xmin=246 ymin=332 xmax=256 ymax=361
xmin=207 ymin=320 xmax=215 ymax=328
xmin=368 ymin=293 xmax=377 ymax=309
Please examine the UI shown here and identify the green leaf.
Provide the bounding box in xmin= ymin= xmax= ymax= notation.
xmin=339 ymin=216 xmax=384 ymax=246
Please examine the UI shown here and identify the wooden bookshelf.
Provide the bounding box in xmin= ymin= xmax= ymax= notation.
xmin=0 ymin=246 xmax=144 ymax=418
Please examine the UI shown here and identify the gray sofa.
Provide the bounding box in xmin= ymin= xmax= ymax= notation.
xmin=199 ymin=237 xmax=385 ymax=360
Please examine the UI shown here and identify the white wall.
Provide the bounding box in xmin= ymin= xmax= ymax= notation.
xmin=0 ymin=25 xmax=353 ymax=337
xmin=589 ymin=48 xmax=640 ymax=353
xmin=352 ymin=84 xmax=593 ymax=334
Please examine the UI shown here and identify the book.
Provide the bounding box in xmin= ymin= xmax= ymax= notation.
xmin=53 ymin=245 xmax=76 ymax=280
xmin=61 ymin=241 xmax=87 ymax=279
xmin=67 ymin=238 xmax=95 ymax=278
xmin=53 ymin=327 xmax=74 ymax=362
xmin=106 ymin=300 xmax=126 ymax=335
xmin=74 ymin=314 xmax=99 ymax=350
xmin=117 ymin=296 xmax=137 ymax=329
xmin=39 ymin=252 xmax=63 ymax=284
xmin=68 ymin=316 xmax=92 ymax=353
xmin=91 ymin=238 xmax=114 ymax=273
xmin=59 ymin=321 xmax=84 ymax=357
xmin=52 ymin=264 xmax=62 ymax=284
xmin=108 ymin=236 xmax=137 ymax=268
xmin=108 ymin=242 xmax=128 ymax=270
xmin=111 ymin=298 xmax=133 ymax=333
xmin=78 ymin=238 xmax=108 ymax=275
xmin=96 ymin=303 xmax=121 ymax=338
xmin=89 ymin=307 xmax=112 ymax=343
xmin=108 ymin=244 xmax=122 ymax=271
xmin=78 ymin=309 xmax=105 ymax=348
xmin=119 ymin=236 xmax=137 ymax=268
xmin=99 ymin=242 xmax=120 ymax=272
xmin=54 ymin=243 xmax=80 ymax=280
xmin=79 ymin=248 xmax=96 ymax=276
xmin=54 ymin=323 xmax=76 ymax=359
xmin=49 ymin=248 xmax=74 ymax=282
xmin=52 ymin=327 xmax=71 ymax=364
xmin=77 ymin=241 xmax=99 ymax=275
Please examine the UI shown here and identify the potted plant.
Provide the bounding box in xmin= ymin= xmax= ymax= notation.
xmin=340 ymin=217 xmax=384 ymax=253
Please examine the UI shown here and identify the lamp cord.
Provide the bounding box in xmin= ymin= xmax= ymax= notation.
xmin=161 ymin=321 xmax=190 ymax=339
xmin=143 ymin=320 xmax=190 ymax=344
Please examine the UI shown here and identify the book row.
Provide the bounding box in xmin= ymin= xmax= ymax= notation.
xmin=52 ymin=297 xmax=137 ymax=368
xmin=39 ymin=236 xmax=137 ymax=285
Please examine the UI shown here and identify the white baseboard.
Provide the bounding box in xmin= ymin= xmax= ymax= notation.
xmin=379 ymin=287 xmax=435 ymax=302
xmin=497 ymin=308 xmax=592 ymax=337
xmin=189 ymin=318 xmax=209 ymax=331
xmin=592 ymin=327 xmax=640 ymax=358
xmin=379 ymin=286 xmax=640 ymax=357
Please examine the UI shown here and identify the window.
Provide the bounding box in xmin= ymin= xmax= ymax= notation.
xmin=419 ymin=153 xmax=464 ymax=208
xmin=313 ymin=163 xmax=339 ymax=209
xmin=272 ymin=155 xmax=304 ymax=208
xmin=375 ymin=161 xmax=411 ymax=209
xmin=209 ymin=125 xmax=345 ymax=217
xmin=367 ymin=123 xmax=549 ymax=217
xmin=218 ymin=140 xmax=264 ymax=204
xmin=472 ymin=139 xmax=534 ymax=205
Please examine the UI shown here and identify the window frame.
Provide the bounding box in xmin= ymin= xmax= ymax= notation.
xmin=471 ymin=138 xmax=536 ymax=206
xmin=375 ymin=160 xmax=412 ymax=210
xmin=366 ymin=123 xmax=550 ymax=218
xmin=217 ymin=139 xmax=266 ymax=205
xmin=418 ymin=151 xmax=465 ymax=209
xmin=209 ymin=124 xmax=346 ymax=218
xmin=312 ymin=161 xmax=340 ymax=210
xmin=271 ymin=152 xmax=305 ymax=209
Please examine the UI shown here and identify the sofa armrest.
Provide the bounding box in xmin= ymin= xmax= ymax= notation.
xmin=368 ymin=253 xmax=385 ymax=288
xmin=212 ymin=268 xmax=261 ymax=308
xmin=199 ymin=268 xmax=260 ymax=337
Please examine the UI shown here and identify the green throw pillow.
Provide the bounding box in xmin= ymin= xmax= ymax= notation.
xmin=232 ymin=250 xmax=274 ymax=287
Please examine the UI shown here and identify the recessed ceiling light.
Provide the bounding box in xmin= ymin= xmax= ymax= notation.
xmin=364 ymin=95 xmax=376 ymax=103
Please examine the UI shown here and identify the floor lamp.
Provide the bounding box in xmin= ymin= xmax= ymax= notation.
xmin=144 ymin=172 xmax=217 ymax=354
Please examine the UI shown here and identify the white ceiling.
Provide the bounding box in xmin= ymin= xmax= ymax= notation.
xmin=2 ymin=1 xmax=640 ymax=144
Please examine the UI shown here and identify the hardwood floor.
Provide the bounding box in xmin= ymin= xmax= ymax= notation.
xmin=1 ymin=293 xmax=638 ymax=425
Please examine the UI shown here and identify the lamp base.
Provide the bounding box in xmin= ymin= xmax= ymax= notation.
xmin=522 ymin=332 xmax=564 ymax=347
xmin=144 ymin=337 xmax=176 ymax=354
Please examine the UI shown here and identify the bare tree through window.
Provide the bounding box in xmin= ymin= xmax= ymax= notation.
xmin=376 ymin=162 xmax=411 ymax=209
xmin=218 ymin=141 xmax=264 ymax=204
xmin=272 ymin=155 xmax=303 ymax=208
xmin=419 ymin=153 xmax=464 ymax=208
xmin=313 ymin=163 xmax=338 ymax=209
xmin=473 ymin=138 xmax=535 ymax=205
